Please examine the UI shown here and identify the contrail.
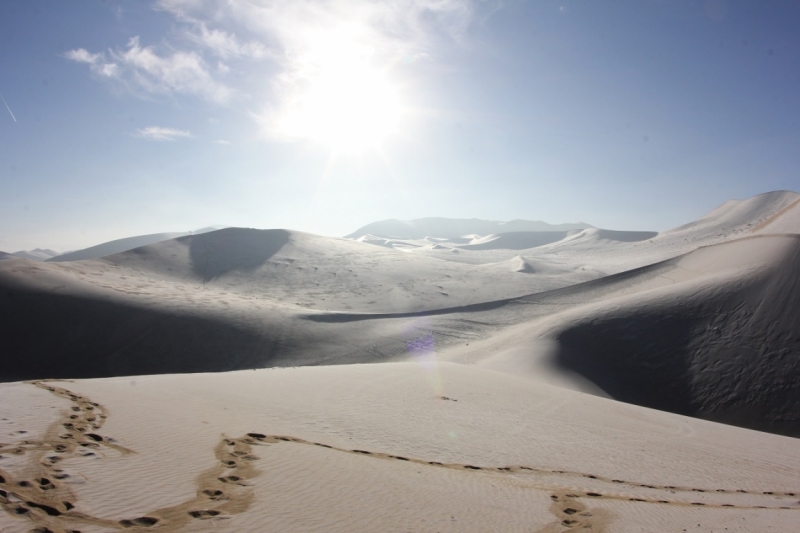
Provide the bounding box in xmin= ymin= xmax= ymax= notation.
xmin=0 ymin=93 xmax=17 ymax=122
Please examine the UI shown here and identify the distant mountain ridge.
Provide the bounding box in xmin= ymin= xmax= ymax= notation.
xmin=345 ymin=217 xmax=593 ymax=240
xmin=11 ymin=248 xmax=61 ymax=261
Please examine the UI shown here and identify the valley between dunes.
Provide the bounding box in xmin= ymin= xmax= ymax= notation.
xmin=2 ymin=191 xmax=800 ymax=532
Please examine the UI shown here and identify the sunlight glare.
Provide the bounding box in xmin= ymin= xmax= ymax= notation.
xmin=277 ymin=32 xmax=403 ymax=153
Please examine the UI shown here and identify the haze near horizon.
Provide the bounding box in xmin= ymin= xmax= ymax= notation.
xmin=2 ymin=1 xmax=800 ymax=251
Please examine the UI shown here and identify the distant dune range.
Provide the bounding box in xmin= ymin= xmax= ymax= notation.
xmin=2 ymin=191 xmax=800 ymax=437
xmin=6 ymin=226 xmax=222 ymax=263
xmin=344 ymin=217 xmax=593 ymax=240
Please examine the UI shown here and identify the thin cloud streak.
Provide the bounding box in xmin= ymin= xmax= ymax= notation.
xmin=134 ymin=126 xmax=192 ymax=141
xmin=0 ymin=93 xmax=17 ymax=122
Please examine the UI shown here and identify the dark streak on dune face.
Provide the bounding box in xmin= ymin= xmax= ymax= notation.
xmin=554 ymin=239 xmax=800 ymax=437
xmin=187 ymin=228 xmax=289 ymax=283
xmin=0 ymin=287 xmax=281 ymax=382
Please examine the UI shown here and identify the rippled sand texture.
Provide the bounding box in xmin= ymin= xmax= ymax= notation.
xmin=2 ymin=363 xmax=800 ymax=532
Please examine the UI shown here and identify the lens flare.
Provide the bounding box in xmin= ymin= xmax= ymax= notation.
xmin=407 ymin=330 xmax=443 ymax=397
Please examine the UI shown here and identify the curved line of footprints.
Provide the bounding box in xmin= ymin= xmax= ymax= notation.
xmin=0 ymin=382 xmax=798 ymax=532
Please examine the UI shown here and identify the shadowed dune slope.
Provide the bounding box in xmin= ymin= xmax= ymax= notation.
xmin=551 ymin=235 xmax=800 ymax=437
xmin=0 ymin=288 xmax=281 ymax=382
xmin=186 ymin=227 xmax=289 ymax=280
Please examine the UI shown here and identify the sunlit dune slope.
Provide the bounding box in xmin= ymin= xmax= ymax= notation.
xmin=345 ymin=217 xmax=592 ymax=240
xmin=1 ymin=363 xmax=799 ymax=533
xmin=46 ymin=232 xmax=187 ymax=262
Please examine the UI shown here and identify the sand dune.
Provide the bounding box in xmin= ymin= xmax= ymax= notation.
xmin=1 ymin=364 xmax=799 ymax=532
xmin=346 ymin=217 xmax=592 ymax=240
xmin=46 ymin=227 xmax=221 ymax=263
xmin=549 ymin=235 xmax=800 ymax=435
xmin=3 ymin=191 xmax=800 ymax=531
xmin=458 ymin=231 xmax=570 ymax=250
xmin=46 ymin=232 xmax=188 ymax=262
xmin=2 ymin=195 xmax=800 ymax=439
xmin=0 ymin=227 xmax=601 ymax=382
xmin=512 ymin=255 xmax=536 ymax=273
xmin=657 ymin=190 xmax=800 ymax=244
xmin=439 ymin=234 xmax=800 ymax=435
xmin=752 ymin=195 xmax=800 ymax=234
xmin=558 ymin=228 xmax=657 ymax=244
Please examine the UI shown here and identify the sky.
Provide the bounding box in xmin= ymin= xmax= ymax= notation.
xmin=1 ymin=0 xmax=799 ymax=252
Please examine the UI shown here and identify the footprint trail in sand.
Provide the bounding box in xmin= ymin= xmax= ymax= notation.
xmin=1 ymin=382 xmax=798 ymax=532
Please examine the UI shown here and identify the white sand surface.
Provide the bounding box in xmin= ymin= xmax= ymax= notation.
xmin=2 ymin=193 xmax=800 ymax=433
xmin=3 ymin=191 xmax=800 ymax=531
xmin=2 ymin=363 xmax=800 ymax=532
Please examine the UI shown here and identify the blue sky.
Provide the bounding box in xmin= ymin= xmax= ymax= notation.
xmin=1 ymin=0 xmax=799 ymax=251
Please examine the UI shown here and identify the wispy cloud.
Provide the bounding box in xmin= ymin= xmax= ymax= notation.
xmin=65 ymin=48 xmax=119 ymax=77
xmin=66 ymin=37 xmax=230 ymax=103
xmin=188 ymin=23 xmax=271 ymax=60
xmin=67 ymin=0 xmax=487 ymax=139
xmin=212 ymin=139 xmax=231 ymax=145
xmin=158 ymin=0 xmax=478 ymax=142
xmin=134 ymin=126 xmax=192 ymax=141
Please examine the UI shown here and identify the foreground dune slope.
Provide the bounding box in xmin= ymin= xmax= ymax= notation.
xmin=440 ymin=235 xmax=800 ymax=435
xmin=1 ymin=363 xmax=799 ymax=532
xmin=551 ymin=235 xmax=800 ymax=435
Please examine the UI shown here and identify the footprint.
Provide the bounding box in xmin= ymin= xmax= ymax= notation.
xmin=120 ymin=516 xmax=159 ymax=527
xmin=36 ymin=477 xmax=56 ymax=490
xmin=189 ymin=509 xmax=221 ymax=519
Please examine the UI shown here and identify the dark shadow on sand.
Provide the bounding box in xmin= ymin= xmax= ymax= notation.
xmin=0 ymin=286 xmax=282 ymax=382
xmin=188 ymin=228 xmax=289 ymax=282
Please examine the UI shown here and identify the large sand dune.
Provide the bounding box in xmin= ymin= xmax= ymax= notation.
xmin=45 ymin=227 xmax=221 ymax=263
xmin=2 ymin=193 xmax=800 ymax=435
xmin=3 ymin=191 xmax=800 ymax=531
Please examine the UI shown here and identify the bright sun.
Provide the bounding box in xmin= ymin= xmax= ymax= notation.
xmin=276 ymin=34 xmax=403 ymax=153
